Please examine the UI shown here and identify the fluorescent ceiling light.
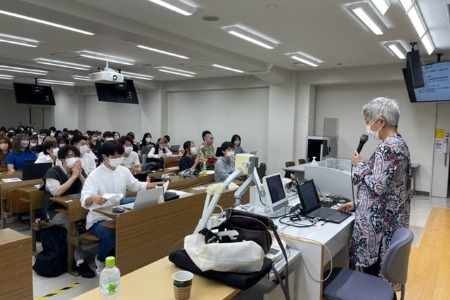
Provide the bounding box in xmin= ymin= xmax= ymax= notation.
xmin=212 ymin=64 xmax=245 ymax=74
xmin=121 ymin=71 xmax=154 ymax=80
xmin=35 ymin=58 xmax=91 ymax=70
xmin=398 ymin=0 xmax=413 ymax=12
xmin=0 ymin=74 xmax=14 ymax=80
xmin=0 ymin=65 xmax=48 ymax=75
xmin=0 ymin=33 xmax=39 ymax=47
xmin=157 ymin=66 xmax=195 ymax=77
xmin=421 ymin=34 xmax=435 ymax=55
xmin=224 ymin=25 xmax=278 ymax=49
xmin=407 ymin=5 xmax=426 ymax=38
xmin=382 ymin=40 xmax=408 ymax=59
xmin=72 ymin=75 xmax=91 ymax=81
xmin=287 ymin=52 xmax=323 ymax=68
xmin=78 ymin=50 xmax=135 ymax=65
xmin=38 ymin=79 xmax=75 ymax=86
xmin=346 ymin=2 xmax=387 ymax=35
xmin=137 ymin=45 xmax=188 ymax=59
xmin=0 ymin=10 xmax=94 ymax=35
xmin=147 ymin=0 xmax=197 ymax=16
xmin=370 ymin=0 xmax=390 ymax=15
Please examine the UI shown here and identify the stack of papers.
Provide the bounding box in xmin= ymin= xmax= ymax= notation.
xmin=2 ymin=178 xmax=22 ymax=183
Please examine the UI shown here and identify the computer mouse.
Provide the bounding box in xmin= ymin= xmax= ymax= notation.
xmin=112 ymin=206 xmax=125 ymax=213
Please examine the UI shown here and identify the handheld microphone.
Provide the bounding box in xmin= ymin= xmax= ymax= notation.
xmin=356 ymin=134 xmax=369 ymax=154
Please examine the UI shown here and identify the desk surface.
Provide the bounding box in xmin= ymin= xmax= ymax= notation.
xmin=73 ymin=257 xmax=240 ymax=300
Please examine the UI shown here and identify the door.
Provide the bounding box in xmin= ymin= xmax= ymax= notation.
xmin=431 ymin=103 xmax=450 ymax=198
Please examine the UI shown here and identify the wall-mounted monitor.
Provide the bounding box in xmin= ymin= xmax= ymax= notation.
xmin=262 ymin=173 xmax=288 ymax=213
xmin=403 ymin=60 xmax=450 ymax=103
xmin=13 ymin=82 xmax=56 ymax=106
xmin=95 ymin=79 xmax=139 ymax=104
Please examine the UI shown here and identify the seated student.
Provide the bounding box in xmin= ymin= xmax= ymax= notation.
xmin=29 ymin=134 xmax=39 ymax=154
xmin=35 ymin=140 xmax=59 ymax=166
xmin=179 ymin=140 xmax=200 ymax=172
xmin=147 ymin=137 xmax=173 ymax=159
xmin=231 ymin=134 xmax=246 ymax=154
xmin=43 ymin=145 xmax=95 ymax=278
xmin=198 ymin=130 xmax=216 ymax=169
xmin=6 ymin=133 xmax=37 ymax=171
xmin=214 ymin=141 xmax=235 ymax=182
xmin=118 ymin=135 xmax=142 ymax=175
xmin=0 ymin=135 xmax=12 ymax=170
xmin=71 ymin=135 xmax=96 ymax=175
xmin=80 ymin=141 xmax=162 ymax=275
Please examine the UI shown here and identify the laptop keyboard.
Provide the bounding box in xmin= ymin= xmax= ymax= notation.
xmin=309 ymin=207 xmax=350 ymax=222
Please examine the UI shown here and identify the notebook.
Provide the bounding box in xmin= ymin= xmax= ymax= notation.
xmin=121 ymin=188 xmax=163 ymax=210
xmin=296 ymin=179 xmax=351 ymax=224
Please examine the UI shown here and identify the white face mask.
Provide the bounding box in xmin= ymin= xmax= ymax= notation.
xmin=366 ymin=119 xmax=382 ymax=140
xmin=124 ymin=146 xmax=133 ymax=154
xmin=50 ymin=132 xmax=55 ymax=137
xmin=145 ymin=137 xmax=151 ymax=143
xmin=68 ymin=134 xmax=73 ymax=139
xmin=105 ymin=137 xmax=114 ymax=141
xmin=21 ymin=140 xmax=30 ymax=148
xmin=108 ymin=157 xmax=123 ymax=168
xmin=65 ymin=157 xmax=80 ymax=168
xmin=52 ymin=148 xmax=59 ymax=156
xmin=30 ymin=142 xmax=37 ymax=147
xmin=59 ymin=144 xmax=66 ymax=148
xmin=190 ymin=147 xmax=197 ymax=155
xmin=226 ymin=151 xmax=235 ymax=158
xmin=79 ymin=144 xmax=89 ymax=155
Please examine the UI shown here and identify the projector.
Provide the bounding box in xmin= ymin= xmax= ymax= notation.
xmin=89 ymin=68 xmax=124 ymax=83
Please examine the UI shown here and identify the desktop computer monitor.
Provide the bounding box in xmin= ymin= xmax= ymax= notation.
xmin=262 ymin=173 xmax=288 ymax=213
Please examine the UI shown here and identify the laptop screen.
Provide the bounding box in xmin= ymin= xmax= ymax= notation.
xmin=296 ymin=179 xmax=322 ymax=213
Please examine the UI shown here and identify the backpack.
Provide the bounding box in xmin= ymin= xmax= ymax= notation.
xmin=33 ymin=225 xmax=67 ymax=277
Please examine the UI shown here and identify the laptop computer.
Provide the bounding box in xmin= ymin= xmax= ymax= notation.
xmin=296 ymin=179 xmax=351 ymax=224
xmin=121 ymin=188 xmax=163 ymax=210
xmin=22 ymin=162 xmax=52 ymax=180
xmin=160 ymin=180 xmax=180 ymax=202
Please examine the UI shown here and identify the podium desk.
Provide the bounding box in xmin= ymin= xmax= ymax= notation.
xmin=73 ymin=256 xmax=240 ymax=300
xmin=276 ymin=214 xmax=354 ymax=300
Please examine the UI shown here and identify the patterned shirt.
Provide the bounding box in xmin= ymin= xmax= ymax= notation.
xmin=351 ymin=134 xmax=411 ymax=288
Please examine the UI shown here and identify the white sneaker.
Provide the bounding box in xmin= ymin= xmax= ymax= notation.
xmin=95 ymin=256 xmax=105 ymax=276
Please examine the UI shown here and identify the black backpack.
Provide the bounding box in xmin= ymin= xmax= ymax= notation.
xmin=33 ymin=226 xmax=67 ymax=277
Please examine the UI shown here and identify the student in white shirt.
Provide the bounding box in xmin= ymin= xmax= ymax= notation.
xmin=71 ymin=135 xmax=96 ymax=175
xmin=35 ymin=140 xmax=59 ymax=166
xmin=147 ymin=137 xmax=172 ymax=159
xmin=118 ymin=135 xmax=142 ymax=175
xmin=80 ymin=140 xmax=162 ymax=275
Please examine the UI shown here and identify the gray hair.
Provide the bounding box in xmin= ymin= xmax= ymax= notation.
xmin=362 ymin=97 xmax=400 ymax=126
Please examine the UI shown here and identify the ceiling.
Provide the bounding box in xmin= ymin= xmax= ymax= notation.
xmin=0 ymin=0 xmax=449 ymax=88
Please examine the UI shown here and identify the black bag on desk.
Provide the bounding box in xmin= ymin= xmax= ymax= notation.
xmin=33 ymin=225 xmax=67 ymax=277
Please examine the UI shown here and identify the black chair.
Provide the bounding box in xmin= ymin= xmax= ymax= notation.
xmin=323 ymin=227 xmax=414 ymax=300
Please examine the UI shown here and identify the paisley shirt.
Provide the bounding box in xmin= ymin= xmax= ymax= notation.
xmin=351 ymin=134 xmax=411 ymax=279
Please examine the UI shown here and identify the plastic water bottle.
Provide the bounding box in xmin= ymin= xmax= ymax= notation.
xmin=201 ymin=161 xmax=207 ymax=176
xmin=100 ymin=256 xmax=120 ymax=299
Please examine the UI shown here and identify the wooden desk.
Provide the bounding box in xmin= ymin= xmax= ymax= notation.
xmin=0 ymin=171 xmax=22 ymax=180
xmin=96 ymin=186 xmax=247 ymax=276
xmin=163 ymin=155 xmax=181 ymax=169
xmin=73 ymin=256 xmax=240 ymax=300
xmin=167 ymin=174 xmax=214 ymax=190
xmin=0 ymin=179 xmax=43 ymax=228
xmin=0 ymin=228 xmax=32 ymax=299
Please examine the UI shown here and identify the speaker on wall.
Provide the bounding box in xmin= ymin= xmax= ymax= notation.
xmin=406 ymin=50 xmax=424 ymax=88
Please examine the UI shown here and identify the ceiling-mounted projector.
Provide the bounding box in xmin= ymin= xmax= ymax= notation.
xmin=89 ymin=67 xmax=124 ymax=83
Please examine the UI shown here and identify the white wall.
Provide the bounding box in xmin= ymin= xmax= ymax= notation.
xmin=0 ymin=88 xmax=41 ymax=128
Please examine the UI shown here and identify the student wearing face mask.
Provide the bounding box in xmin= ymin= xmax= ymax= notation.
xmin=231 ymin=134 xmax=246 ymax=154
xmin=339 ymin=97 xmax=411 ymax=289
xmin=0 ymin=135 xmax=12 ymax=171
xmin=179 ymin=140 xmax=201 ymax=172
xmin=29 ymin=134 xmax=40 ymax=153
xmin=34 ymin=140 xmax=59 ymax=166
xmin=42 ymin=146 xmax=95 ymax=278
xmin=118 ymin=135 xmax=142 ymax=175
xmin=6 ymin=133 xmax=37 ymax=171
xmin=80 ymin=140 xmax=162 ymax=275
xmin=214 ymin=141 xmax=235 ymax=182
xmin=71 ymin=135 xmax=96 ymax=175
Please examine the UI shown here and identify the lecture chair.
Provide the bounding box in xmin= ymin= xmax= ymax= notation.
xmin=323 ymin=227 xmax=414 ymax=300
xmin=298 ymin=158 xmax=306 ymax=165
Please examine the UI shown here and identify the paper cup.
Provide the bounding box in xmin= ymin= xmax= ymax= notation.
xmin=172 ymin=271 xmax=193 ymax=300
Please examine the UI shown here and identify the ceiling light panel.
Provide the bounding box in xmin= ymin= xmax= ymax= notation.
xmin=398 ymin=0 xmax=413 ymax=12
xmin=212 ymin=64 xmax=245 ymax=73
xmin=287 ymin=52 xmax=323 ymax=68
xmin=72 ymin=75 xmax=90 ymax=81
xmin=370 ymin=0 xmax=390 ymax=15
xmin=0 ymin=33 xmax=39 ymax=47
xmin=147 ymin=0 xmax=197 ymax=16
xmin=421 ymin=33 xmax=435 ymax=55
xmin=157 ymin=66 xmax=195 ymax=77
xmin=78 ymin=50 xmax=135 ymax=65
xmin=346 ymin=2 xmax=388 ymax=35
xmin=223 ymin=25 xmax=278 ymax=49
xmin=382 ymin=40 xmax=408 ymax=59
xmin=35 ymin=58 xmax=91 ymax=70
xmin=0 ymin=10 xmax=94 ymax=35
xmin=38 ymin=79 xmax=75 ymax=86
xmin=121 ymin=71 xmax=154 ymax=80
xmin=407 ymin=5 xmax=426 ymax=38
xmin=137 ymin=45 xmax=189 ymax=59
xmin=0 ymin=74 xmax=14 ymax=80
xmin=0 ymin=65 xmax=48 ymax=75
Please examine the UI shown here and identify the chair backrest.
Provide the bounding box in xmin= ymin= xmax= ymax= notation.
xmin=381 ymin=227 xmax=414 ymax=284
xmin=298 ymin=158 xmax=306 ymax=165
xmin=285 ymin=161 xmax=295 ymax=168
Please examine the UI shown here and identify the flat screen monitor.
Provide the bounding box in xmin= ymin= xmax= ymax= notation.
xmin=95 ymin=79 xmax=139 ymax=104
xmin=13 ymin=82 xmax=56 ymax=105
xmin=262 ymin=173 xmax=288 ymax=213
xmin=403 ymin=61 xmax=450 ymax=103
